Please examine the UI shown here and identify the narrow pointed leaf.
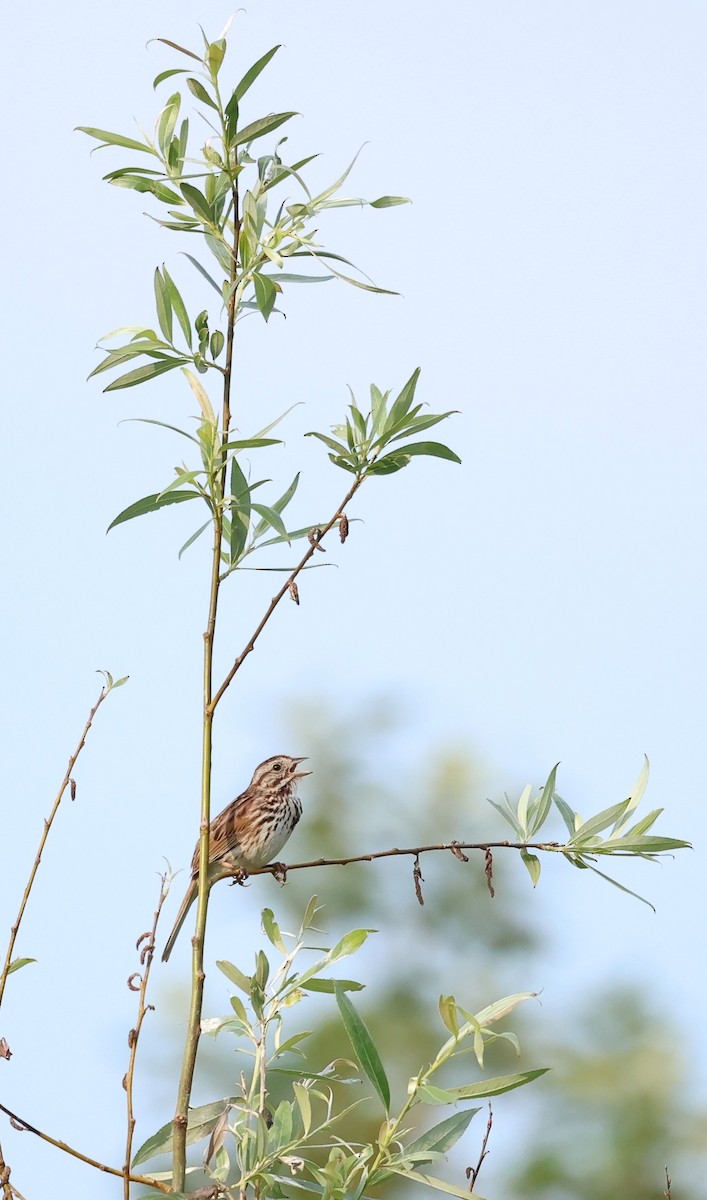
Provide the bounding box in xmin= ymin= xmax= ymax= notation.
xmin=75 ymin=126 xmax=155 ymax=154
xmin=336 ymin=989 xmax=390 ymax=1113
xmin=383 ymin=441 xmax=461 ymax=464
xmin=233 ymin=112 xmax=297 ymax=148
xmin=163 ymin=268 xmax=192 ymax=347
xmin=234 ymin=46 xmax=281 ymax=102
xmin=181 ymin=252 xmax=223 ymax=295
xmin=186 ymin=77 xmax=218 ymax=109
xmin=369 ymin=195 xmax=411 ymax=208
xmin=405 ymin=1109 xmax=479 ymax=1158
xmin=153 ymin=68 xmax=190 ymax=89
xmin=7 ymin=957 xmax=36 ymax=975
xmin=251 ymin=503 xmax=290 ymax=543
xmin=179 ymin=519 xmax=212 ymax=559
xmin=153 ymin=268 xmax=173 ymax=341
xmin=132 ymin=1097 xmax=237 ymax=1166
xmin=103 ymin=358 xmax=185 ymax=391
xmin=107 ymin=490 xmax=200 ymax=532
xmin=520 ymin=850 xmax=541 ymax=887
xmin=181 ymin=182 xmax=214 ymax=225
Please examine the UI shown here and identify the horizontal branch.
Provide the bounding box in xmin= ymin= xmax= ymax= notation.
xmin=243 ymin=839 xmax=563 ymax=874
xmin=0 ymin=1102 xmax=169 ymax=1194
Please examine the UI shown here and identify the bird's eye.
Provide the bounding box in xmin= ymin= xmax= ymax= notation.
xmin=273 ymin=761 xmax=282 ymax=771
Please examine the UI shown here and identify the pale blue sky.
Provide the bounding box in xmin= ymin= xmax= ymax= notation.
xmin=1 ymin=1 xmax=705 ymax=1194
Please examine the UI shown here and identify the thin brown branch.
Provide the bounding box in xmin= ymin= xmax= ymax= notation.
xmin=664 ymin=1167 xmax=672 ymax=1199
xmin=210 ymin=478 xmax=364 ymax=712
xmin=466 ymin=1103 xmax=493 ymax=1192
xmin=123 ymin=873 xmax=171 ymax=1199
xmin=0 ymin=1101 xmax=169 ymax=1193
xmin=0 ymin=1139 xmax=14 ymax=1200
xmin=238 ymin=838 xmax=564 ymax=878
xmin=0 ymin=683 xmax=112 ymax=1010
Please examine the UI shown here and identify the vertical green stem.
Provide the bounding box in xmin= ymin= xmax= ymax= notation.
xmin=171 ymin=175 xmax=241 ymax=1192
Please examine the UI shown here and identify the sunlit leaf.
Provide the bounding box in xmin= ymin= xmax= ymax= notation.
xmin=75 ymin=126 xmax=155 ymax=154
xmin=216 ymin=959 xmax=252 ymax=993
xmin=520 ymin=850 xmax=541 ymax=887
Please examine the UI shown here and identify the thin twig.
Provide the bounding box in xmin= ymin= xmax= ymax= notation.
xmin=123 ymin=872 xmax=171 ymax=1199
xmin=0 ymin=1141 xmax=13 ymax=1200
xmin=466 ymin=1103 xmax=493 ymax=1192
xmin=0 ymin=1101 xmax=169 ymax=1193
xmin=209 ymin=476 xmax=364 ymax=713
xmin=664 ymin=1167 xmax=672 ymax=1199
xmin=0 ymin=683 xmax=112 ymax=1009
xmin=237 ymin=839 xmax=564 ymax=878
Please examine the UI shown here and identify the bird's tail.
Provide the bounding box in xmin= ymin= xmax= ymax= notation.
xmin=161 ymin=877 xmax=198 ymax=962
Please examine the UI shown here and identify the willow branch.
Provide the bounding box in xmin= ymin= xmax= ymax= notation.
xmin=0 ymin=1101 xmax=169 ymax=1193
xmin=466 ymin=1103 xmax=493 ymax=1193
xmin=0 ymin=683 xmax=111 ymax=1010
xmin=210 ymin=473 xmax=365 ymax=712
xmin=123 ymin=872 xmax=171 ymax=1200
xmin=239 ymin=839 xmax=564 ymax=875
xmin=172 ymin=162 xmax=241 ymax=1195
xmin=0 ymin=1140 xmax=14 ymax=1200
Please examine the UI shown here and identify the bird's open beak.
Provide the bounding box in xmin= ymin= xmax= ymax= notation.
xmin=292 ymin=756 xmax=312 ymax=778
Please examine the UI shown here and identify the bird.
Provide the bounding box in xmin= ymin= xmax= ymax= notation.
xmin=161 ymin=754 xmax=311 ymax=962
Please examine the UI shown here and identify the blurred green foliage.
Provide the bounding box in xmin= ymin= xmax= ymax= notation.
xmin=153 ymin=697 xmax=704 ymax=1196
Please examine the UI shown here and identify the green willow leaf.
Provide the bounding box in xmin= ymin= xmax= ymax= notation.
xmin=103 ymin=358 xmax=186 ymax=391
xmin=404 ymin=1109 xmax=479 ymax=1160
xmin=369 ymin=195 xmax=411 ymax=208
xmin=181 ymin=181 xmax=215 ymax=225
xmin=178 ymin=519 xmax=212 ymax=559
xmin=163 ymin=267 xmax=192 ymax=348
xmin=181 ymin=252 xmax=222 ymax=295
xmin=336 ymin=988 xmax=390 ymax=1113
xmin=153 ymin=67 xmax=190 ymax=89
xmin=299 ymin=978 xmax=364 ymax=993
xmin=153 ymin=268 xmax=173 ymax=341
xmin=253 ymin=272 xmax=278 ymax=321
xmin=216 ymin=959 xmax=252 ymax=993
xmin=75 ymin=126 xmax=155 ymax=154
xmin=132 ymin=1097 xmax=238 ymax=1166
xmin=251 ymin=502 xmax=290 ymax=542
xmin=186 ymin=77 xmax=218 ymax=109
xmin=7 ymin=957 xmax=36 ymax=976
xmin=107 ymin=489 xmax=201 ymax=532
xmin=234 ymin=46 xmax=281 ymax=102
xmin=520 ymin=850 xmax=541 ymax=887
xmin=233 ymin=112 xmax=298 ymax=148
xmin=229 ymin=457 xmax=251 ymax=562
